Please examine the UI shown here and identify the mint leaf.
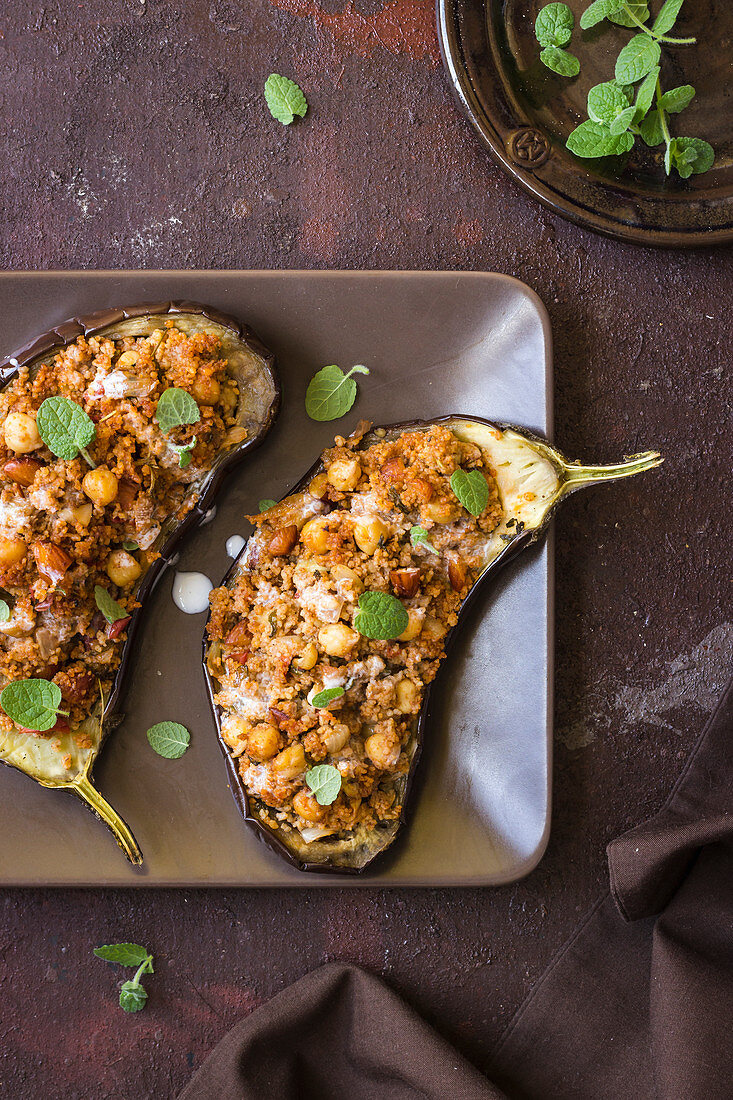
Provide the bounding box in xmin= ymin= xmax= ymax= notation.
xmin=146 ymin=721 xmax=190 ymax=759
xmin=587 ymin=82 xmax=630 ymax=124
xmin=660 ymin=85 xmax=695 ymax=114
xmin=119 ymin=982 xmax=148 ymax=1013
xmin=354 ymin=591 xmax=409 ymax=641
xmin=123 ymin=539 xmax=139 ymax=552
xmin=259 ymin=499 xmax=277 ymax=512
xmin=615 ymin=35 xmax=661 ymax=84
xmin=171 ymin=436 xmax=196 ymax=468
xmin=450 ymin=469 xmax=489 ymax=516
xmin=567 ymin=119 xmax=635 ymax=156
xmin=634 ymin=67 xmax=660 ymax=120
xmin=264 ymin=74 xmax=307 ymax=125
xmin=305 ymin=764 xmax=342 ymax=806
xmin=94 ymin=585 xmax=128 ymax=624
xmin=579 ymin=0 xmax=624 ymax=30
xmin=668 ymin=137 xmax=714 ymax=178
xmin=0 ymin=599 xmax=10 ymax=623
xmin=311 ymin=686 xmax=345 ymax=708
xmin=609 ymin=1 xmax=649 ymax=27
xmin=37 ymin=396 xmax=96 ymax=466
xmin=540 ymin=46 xmax=580 ymax=77
xmin=535 ymin=4 xmax=574 ymax=47
xmin=653 ymin=0 xmax=685 ymax=35
xmin=0 ymin=678 xmax=65 ymax=732
xmin=609 ymin=105 xmax=638 ymax=134
xmin=94 ymin=944 xmax=154 ymax=971
xmin=155 ymin=388 xmax=200 ymax=434
xmin=410 ymin=525 xmax=438 ymax=554
xmin=639 ymin=109 xmax=665 ymax=146
xmin=305 ymin=364 xmax=369 ymax=422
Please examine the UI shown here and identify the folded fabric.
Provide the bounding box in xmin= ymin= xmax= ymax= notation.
xmin=178 ymin=961 xmax=499 ymax=1100
xmin=180 ymin=676 xmax=732 ymax=1100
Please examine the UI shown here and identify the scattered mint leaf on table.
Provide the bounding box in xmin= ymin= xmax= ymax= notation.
xmin=410 ymin=525 xmax=438 ymax=554
xmin=567 ymin=119 xmax=634 ymax=157
xmin=450 ymin=469 xmax=490 ymax=517
xmin=305 ymin=764 xmax=342 ymax=806
xmin=264 ymin=74 xmax=307 ymax=125
xmin=535 ymin=4 xmax=574 ymax=48
xmin=311 ymin=687 xmax=345 ymax=708
xmin=0 ymin=678 xmax=67 ymax=732
xmin=660 ymin=85 xmax=695 ymax=113
xmin=94 ymin=943 xmax=154 ymax=970
xmin=305 ymin=364 xmax=369 ymax=422
xmin=259 ymin=499 xmax=277 ymax=512
xmin=540 ymin=45 xmax=580 ymax=77
xmin=37 ymin=396 xmax=96 ymax=467
xmin=94 ymin=943 xmax=154 ymax=1013
xmin=155 ymin=388 xmax=200 ymax=433
xmin=354 ymin=591 xmax=408 ymax=641
xmin=146 ymin=721 xmax=191 ymax=759
xmin=94 ymin=585 xmax=128 ymax=625
xmin=0 ymin=599 xmax=9 ymax=622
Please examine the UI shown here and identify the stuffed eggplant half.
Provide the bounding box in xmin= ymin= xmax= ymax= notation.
xmin=0 ymin=302 xmax=279 ymax=864
xmin=205 ymin=418 xmax=661 ymax=873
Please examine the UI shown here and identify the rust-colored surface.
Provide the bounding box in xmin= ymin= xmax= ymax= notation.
xmin=0 ymin=1 xmax=731 ymax=1097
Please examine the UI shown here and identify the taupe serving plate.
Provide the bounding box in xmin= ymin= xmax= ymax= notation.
xmin=0 ymin=271 xmax=552 ymax=886
xmin=438 ymin=0 xmax=733 ymax=246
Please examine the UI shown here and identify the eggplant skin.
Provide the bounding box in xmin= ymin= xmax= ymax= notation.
xmin=204 ymin=416 xmax=661 ymax=875
xmin=0 ymin=301 xmax=280 ymax=863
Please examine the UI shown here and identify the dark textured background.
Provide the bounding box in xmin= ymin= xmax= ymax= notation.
xmin=0 ymin=2 xmax=731 ymax=1097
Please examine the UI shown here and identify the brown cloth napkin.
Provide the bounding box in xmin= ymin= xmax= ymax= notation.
xmin=180 ymin=677 xmax=733 ymax=1100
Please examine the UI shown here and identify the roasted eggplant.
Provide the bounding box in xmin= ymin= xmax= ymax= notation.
xmin=0 ymin=302 xmax=279 ymax=863
xmin=204 ymin=416 xmax=661 ymax=874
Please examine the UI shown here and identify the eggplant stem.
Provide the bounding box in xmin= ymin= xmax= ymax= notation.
xmin=72 ymin=774 xmax=143 ymax=865
xmin=559 ymin=450 xmax=663 ymax=495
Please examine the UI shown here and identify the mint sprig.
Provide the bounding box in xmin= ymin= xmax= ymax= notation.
xmin=94 ymin=585 xmax=128 ymax=625
xmin=0 ymin=678 xmax=68 ymax=732
xmin=354 ymin=591 xmax=408 ymax=641
xmin=259 ymin=499 xmax=277 ymax=512
xmin=37 ymin=396 xmax=96 ymax=467
xmin=305 ymin=764 xmax=342 ymax=806
xmin=170 ymin=436 xmax=196 ymax=468
xmin=155 ymin=388 xmax=200 ymax=434
xmin=409 ymin=526 xmax=438 ymax=554
xmin=536 ymin=1 xmax=714 ymax=179
xmin=264 ymin=74 xmax=307 ymax=126
xmin=94 ymin=943 xmax=154 ymax=1013
xmin=0 ymin=599 xmax=10 ymax=623
xmin=311 ymin=686 xmax=345 ymax=708
xmin=450 ymin=469 xmax=489 ymax=517
xmin=305 ymin=364 xmax=370 ymax=422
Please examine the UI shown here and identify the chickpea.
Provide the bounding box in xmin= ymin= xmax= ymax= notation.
xmin=82 ymin=466 xmax=118 ymax=507
xmin=0 ymin=537 xmax=27 ymax=568
xmin=247 ymin=723 xmax=280 ymax=762
xmin=398 ymin=608 xmax=424 ymax=642
xmin=72 ymin=503 xmax=93 ymax=528
xmin=331 ymin=563 xmax=364 ymax=597
xmin=365 ymin=732 xmax=400 ymax=770
xmin=422 ymin=498 xmax=457 ymax=524
xmin=106 ymin=549 xmax=142 ymax=587
xmin=191 ymin=377 xmax=221 ymax=406
xmin=221 ymin=714 xmax=250 ymax=750
xmin=353 ymin=516 xmax=387 ymax=556
xmin=422 ymin=616 xmax=447 ymax=641
xmin=4 ymin=412 xmax=41 ymax=454
xmin=292 ymin=788 xmax=327 ymax=823
xmin=300 ymin=516 xmax=330 ymax=555
xmin=323 ymin=723 xmax=350 ymax=754
xmin=293 ymin=558 xmax=323 ymax=589
xmin=395 ymin=679 xmax=419 ymax=713
xmin=327 ymin=457 xmax=361 ymax=492
xmin=318 ymin=623 xmax=358 ymax=658
xmin=272 ymin=742 xmax=306 ymax=779
xmin=293 ymin=641 xmax=318 ymax=671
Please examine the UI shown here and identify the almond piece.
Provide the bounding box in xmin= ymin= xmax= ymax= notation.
xmin=33 ymin=541 xmax=72 ymax=584
xmin=446 ymin=551 xmax=469 ymax=592
xmin=3 ymin=457 xmax=41 ymax=486
xmin=390 ymin=567 xmax=421 ymax=599
xmin=268 ymin=525 xmax=298 ymax=556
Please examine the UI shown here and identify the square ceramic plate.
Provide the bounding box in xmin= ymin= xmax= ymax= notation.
xmin=0 ymin=271 xmax=552 ymax=886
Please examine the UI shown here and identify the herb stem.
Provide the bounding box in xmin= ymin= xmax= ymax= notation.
xmin=656 ymin=77 xmax=672 ymax=148
xmin=131 ymin=957 xmax=151 ymax=987
xmin=619 ymin=2 xmax=696 ymax=45
xmin=79 ymin=447 xmax=96 ymax=468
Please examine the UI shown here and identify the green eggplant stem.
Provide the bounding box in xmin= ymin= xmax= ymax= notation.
xmin=559 ymin=450 xmax=663 ymax=496
xmin=72 ymin=774 xmax=143 ymax=865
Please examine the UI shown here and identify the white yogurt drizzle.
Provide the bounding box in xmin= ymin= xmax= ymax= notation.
xmin=172 ymin=571 xmax=213 ymax=614
xmin=225 ymin=534 xmax=246 ymax=559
